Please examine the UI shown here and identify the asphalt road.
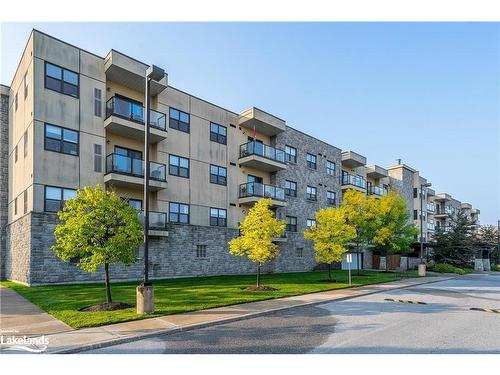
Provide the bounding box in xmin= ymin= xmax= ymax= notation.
xmin=88 ymin=273 xmax=500 ymax=354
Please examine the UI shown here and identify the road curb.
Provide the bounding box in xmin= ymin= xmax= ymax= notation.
xmin=50 ymin=276 xmax=454 ymax=354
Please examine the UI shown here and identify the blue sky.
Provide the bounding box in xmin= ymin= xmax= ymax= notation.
xmin=1 ymin=22 xmax=499 ymax=225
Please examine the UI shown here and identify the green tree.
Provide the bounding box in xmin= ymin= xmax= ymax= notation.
xmin=228 ymin=198 xmax=286 ymax=287
xmin=341 ymin=189 xmax=379 ymax=275
xmin=372 ymin=191 xmax=418 ymax=257
xmin=477 ymin=225 xmax=499 ymax=266
xmin=304 ymin=207 xmax=356 ymax=280
xmin=431 ymin=211 xmax=478 ymax=268
xmin=52 ymin=185 xmax=143 ymax=303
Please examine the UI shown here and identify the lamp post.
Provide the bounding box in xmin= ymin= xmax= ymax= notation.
xmin=418 ymin=182 xmax=432 ymax=276
xmin=137 ymin=64 xmax=164 ymax=314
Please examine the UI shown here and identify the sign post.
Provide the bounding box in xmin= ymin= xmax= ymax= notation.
xmin=346 ymin=253 xmax=352 ymax=285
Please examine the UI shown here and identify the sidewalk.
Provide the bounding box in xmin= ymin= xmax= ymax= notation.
xmin=17 ymin=275 xmax=450 ymax=354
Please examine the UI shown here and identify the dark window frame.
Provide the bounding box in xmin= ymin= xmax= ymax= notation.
xmin=327 ymin=160 xmax=335 ymax=176
xmin=44 ymin=61 xmax=79 ymax=98
xmin=44 ymin=185 xmax=77 ymax=213
xmin=169 ymin=107 xmax=190 ymax=133
xmin=169 ymin=202 xmax=190 ymax=224
xmin=284 ymin=145 xmax=297 ymax=163
xmin=210 ymin=207 xmax=227 ymax=227
xmin=296 ymin=247 xmax=304 ymax=258
xmin=284 ymin=180 xmax=297 ymax=197
xmin=169 ymin=154 xmax=190 ymax=178
xmin=210 ymin=123 xmax=227 ymax=145
xmin=286 ymin=216 xmax=297 ymax=232
xmin=306 ymin=185 xmax=317 ymax=201
xmin=209 ymin=164 xmax=227 ymax=185
xmin=44 ymin=123 xmax=79 ymax=156
xmin=196 ymin=244 xmax=207 ymax=258
xmin=327 ymin=190 xmax=336 ymax=206
xmin=306 ymin=153 xmax=317 ymax=169
xmin=306 ymin=218 xmax=316 ymax=227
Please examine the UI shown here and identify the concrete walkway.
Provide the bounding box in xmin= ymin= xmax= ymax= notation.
xmin=0 ymin=285 xmax=73 ymax=336
xmin=13 ymin=275 xmax=450 ymax=354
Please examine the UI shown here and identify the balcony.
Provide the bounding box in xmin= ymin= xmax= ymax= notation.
xmin=139 ymin=211 xmax=169 ymax=237
xmin=366 ymin=165 xmax=388 ymax=179
xmin=239 ymin=107 xmax=286 ymax=136
xmin=434 ymin=206 xmax=449 ymax=218
xmin=238 ymin=182 xmax=287 ymax=207
xmin=104 ymin=96 xmax=167 ymax=143
xmin=341 ymin=151 xmax=366 ymax=169
xmin=239 ymin=142 xmax=287 ymax=172
xmin=434 ymin=193 xmax=451 ymax=202
xmin=104 ymin=50 xmax=168 ymax=96
xmin=341 ymin=173 xmax=366 ymax=191
xmin=368 ymin=185 xmax=386 ymax=197
xmin=104 ymin=153 xmax=167 ymax=191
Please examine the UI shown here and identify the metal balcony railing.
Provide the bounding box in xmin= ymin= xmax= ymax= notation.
xmin=369 ymin=186 xmax=385 ymax=196
xmin=105 ymin=153 xmax=166 ymax=181
xmin=342 ymin=173 xmax=366 ymax=189
xmin=239 ymin=142 xmax=285 ymax=163
xmin=139 ymin=211 xmax=168 ymax=230
xmin=239 ymin=182 xmax=285 ymax=201
xmin=105 ymin=96 xmax=167 ymax=131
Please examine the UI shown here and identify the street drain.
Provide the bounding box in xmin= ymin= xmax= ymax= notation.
xmin=469 ymin=307 xmax=500 ymax=314
xmin=384 ymin=298 xmax=427 ymax=305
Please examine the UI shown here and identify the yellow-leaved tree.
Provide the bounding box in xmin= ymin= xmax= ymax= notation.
xmin=228 ymin=198 xmax=286 ymax=288
xmin=304 ymin=207 xmax=357 ymax=281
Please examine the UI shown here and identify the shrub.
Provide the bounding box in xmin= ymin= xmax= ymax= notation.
xmin=431 ymin=263 xmax=471 ymax=275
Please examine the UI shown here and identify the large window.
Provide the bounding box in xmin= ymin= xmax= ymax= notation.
xmin=126 ymin=198 xmax=142 ymax=210
xmin=284 ymin=145 xmax=297 ymax=163
xmin=44 ymin=124 xmax=79 ymax=156
xmin=44 ymin=186 xmax=77 ymax=212
xmin=327 ymin=191 xmax=336 ymax=206
xmin=284 ymin=180 xmax=297 ymax=197
xmin=169 ymin=155 xmax=189 ymax=178
xmin=45 ymin=62 xmax=79 ymax=98
xmin=306 ymin=186 xmax=317 ymax=201
xmin=306 ymin=219 xmax=316 ymax=228
xmin=210 ymin=208 xmax=227 ymax=227
xmin=210 ymin=165 xmax=227 ymax=185
xmin=286 ymin=216 xmax=297 ymax=232
xmin=327 ymin=160 xmax=335 ymax=176
xmin=210 ymin=123 xmax=227 ymax=145
xmin=169 ymin=202 xmax=190 ymax=224
xmin=306 ymin=153 xmax=317 ymax=169
xmin=169 ymin=108 xmax=190 ymax=133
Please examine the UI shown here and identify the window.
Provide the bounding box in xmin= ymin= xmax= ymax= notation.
xmin=413 ymin=188 xmax=418 ymax=198
xmin=15 ymin=93 xmax=18 ymax=111
xmin=284 ymin=180 xmax=297 ymax=197
xmin=306 ymin=219 xmax=316 ymax=227
xmin=286 ymin=216 xmax=297 ymax=232
xmin=169 ymin=202 xmax=189 ymax=224
xmin=327 ymin=160 xmax=335 ymax=176
xmin=44 ymin=124 xmax=79 ymax=156
xmin=296 ymin=247 xmax=303 ymax=258
xmin=14 ymin=146 xmax=18 ymax=162
xmin=327 ymin=191 xmax=336 ymax=206
xmin=414 ymin=210 xmax=418 ymax=220
xmin=45 ymin=62 xmax=79 ymax=97
xmin=44 ymin=186 xmax=77 ymax=212
xmin=210 ymin=165 xmax=227 ymax=185
xmin=14 ymin=197 xmax=17 ymax=215
xmin=169 ymin=155 xmax=189 ymax=178
xmin=210 ymin=123 xmax=227 ymax=145
xmin=284 ymin=145 xmax=297 ymax=163
xmin=94 ymin=144 xmax=102 ymax=172
xmin=23 ymin=73 xmax=28 ymax=98
xmin=127 ymin=199 xmax=142 ymax=210
xmin=210 ymin=208 xmax=227 ymax=227
xmin=94 ymin=88 xmax=102 ymax=117
xmin=306 ymin=153 xmax=317 ymax=169
xmin=169 ymin=108 xmax=190 ymax=133
xmin=306 ymin=186 xmax=317 ymax=201
xmin=196 ymin=245 xmax=207 ymax=258
xmin=23 ymin=130 xmax=28 ymax=158
xmin=23 ymin=190 xmax=28 ymax=214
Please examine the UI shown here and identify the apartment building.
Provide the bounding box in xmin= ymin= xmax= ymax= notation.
xmin=0 ymin=30 xmax=481 ymax=285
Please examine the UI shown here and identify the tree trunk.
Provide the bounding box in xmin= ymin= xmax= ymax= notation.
xmin=104 ymin=263 xmax=112 ymax=303
xmin=328 ymin=263 xmax=332 ymax=280
xmin=356 ymin=245 xmax=361 ymax=276
xmin=256 ymin=263 xmax=261 ymax=287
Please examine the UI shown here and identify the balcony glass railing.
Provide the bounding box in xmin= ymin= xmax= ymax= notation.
xmin=239 ymin=142 xmax=286 ymax=163
xmin=342 ymin=174 xmax=366 ymax=189
xmin=369 ymin=186 xmax=385 ymax=196
xmin=239 ymin=182 xmax=285 ymax=201
xmin=105 ymin=154 xmax=166 ymax=181
xmin=139 ymin=211 xmax=168 ymax=230
xmin=105 ymin=96 xmax=167 ymax=131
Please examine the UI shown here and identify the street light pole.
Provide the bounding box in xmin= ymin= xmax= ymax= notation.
xmin=137 ymin=65 xmax=164 ymax=314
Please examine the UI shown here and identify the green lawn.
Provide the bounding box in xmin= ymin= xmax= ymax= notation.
xmin=2 ymin=270 xmax=417 ymax=329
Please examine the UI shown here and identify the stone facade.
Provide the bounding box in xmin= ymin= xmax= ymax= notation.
xmin=0 ymin=88 xmax=8 ymax=280
xmin=271 ymin=126 xmax=343 ymax=271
